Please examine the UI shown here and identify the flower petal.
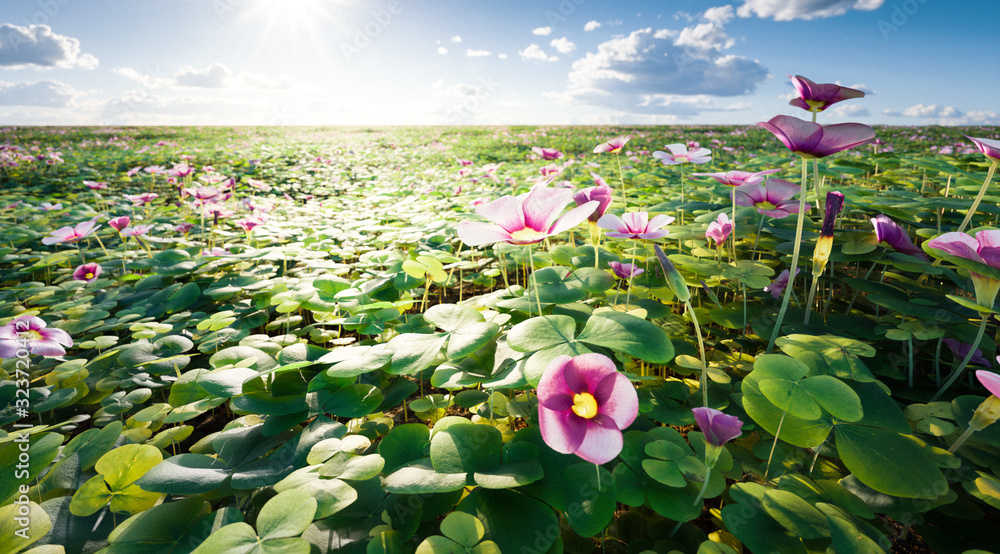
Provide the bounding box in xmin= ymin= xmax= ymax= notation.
xmin=523 ymin=187 xmax=574 ymax=231
xmin=539 ymin=405 xmax=587 ymax=455
xmin=927 ymin=232 xmax=985 ymax=264
xmin=572 ymin=415 xmax=624 ymax=465
xmin=814 ymin=123 xmax=876 ymax=157
xmin=548 ymin=201 xmax=598 ymax=237
xmin=29 ymin=340 xmax=67 ymax=357
xmin=595 ymin=372 xmax=639 ymax=430
xmin=976 ymin=230 xmax=1000 ymax=268
xmin=457 ymin=221 xmax=514 ymax=246
xmin=976 ymin=370 xmax=1000 ymax=398
xmin=475 ymin=195 xmax=524 ymax=233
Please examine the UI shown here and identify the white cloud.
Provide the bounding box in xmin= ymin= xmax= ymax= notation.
xmin=0 ymin=79 xmax=85 ymax=107
xmin=115 ymin=63 xmax=292 ymax=90
xmin=550 ymin=37 xmax=576 ymax=54
xmin=832 ymin=104 xmax=870 ymax=117
xmin=466 ymin=49 xmax=490 ymax=57
xmin=584 ymin=20 xmax=602 ymax=31
xmin=737 ymin=0 xmax=884 ymax=20
xmin=438 ymin=46 xmax=448 ymax=55
xmin=451 ymin=36 xmax=462 ymax=43
xmin=519 ymin=44 xmax=558 ymax=62
xmin=533 ymin=26 xmax=553 ymax=36
xmin=498 ymin=53 xmax=508 ymax=59
xmin=559 ymin=27 xmax=767 ymax=114
xmin=675 ymin=22 xmax=735 ymax=52
xmin=903 ymin=104 xmax=962 ymax=118
xmin=0 ymin=24 xmax=98 ymax=69
xmin=703 ymin=5 xmax=736 ymax=23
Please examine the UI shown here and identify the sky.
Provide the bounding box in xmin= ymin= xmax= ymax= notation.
xmin=0 ymin=0 xmax=997 ymax=127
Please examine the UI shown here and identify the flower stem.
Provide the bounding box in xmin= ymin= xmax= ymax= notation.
xmin=956 ymin=161 xmax=999 ymax=234
xmin=767 ymin=157 xmax=810 ymax=352
xmin=803 ymin=272 xmax=821 ymax=325
xmin=931 ymin=314 xmax=990 ymax=402
xmin=615 ymin=152 xmax=627 ymax=209
xmin=669 ymin=468 xmax=713 ymax=539
xmin=527 ymin=245 xmax=543 ymax=317
xmin=948 ymin=426 xmax=977 ymax=454
xmin=763 ymin=411 xmax=787 ymax=481
xmin=685 ymin=299 xmax=709 ymax=407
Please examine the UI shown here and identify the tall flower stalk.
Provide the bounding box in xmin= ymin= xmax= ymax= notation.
xmin=955 ymin=136 xmax=1000 ymax=234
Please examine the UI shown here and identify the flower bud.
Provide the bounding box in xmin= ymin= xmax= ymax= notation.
xmin=654 ymin=245 xmax=690 ymax=302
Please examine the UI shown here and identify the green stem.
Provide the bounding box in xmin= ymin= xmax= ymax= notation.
xmin=767 ymin=157 xmax=810 ymax=352
xmin=615 ymin=152 xmax=627 ymax=209
xmin=803 ymin=271 xmax=821 ymax=325
xmin=948 ymin=426 xmax=977 ymax=453
xmin=685 ymin=299 xmax=709 ymax=407
xmin=669 ymin=467 xmax=713 ymax=538
xmin=956 ymin=161 xmax=999 ymax=234
xmin=931 ymin=315 xmax=990 ymax=402
xmin=527 ymin=245 xmax=543 ymax=317
xmin=764 ymin=410 xmax=787 ymax=481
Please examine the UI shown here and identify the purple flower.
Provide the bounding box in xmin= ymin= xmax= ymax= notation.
xmin=692 ymin=407 xmax=743 ymax=447
xmin=787 ymin=74 xmax=865 ymax=113
xmin=457 ymin=186 xmax=597 ymax=246
xmin=965 ymin=136 xmax=1000 ymax=163
xmin=593 ymin=135 xmax=632 ymax=154
xmin=926 ymin=230 xmax=1000 ymax=307
xmin=573 ymin=183 xmax=613 ymax=223
xmin=0 ymin=316 xmax=73 ymax=358
xmin=758 ymin=115 xmax=875 ymax=159
xmin=124 ymin=193 xmax=159 ymax=206
xmin=73 ymin=263 xmax=102 ymax=283
xmin=109 ymin=216 xmax=131 ymax=232
xmin=652 ymin=144 xmax=712 ymax=165
xmin=168 ymin=163 xmax=194 ymax=178
xmin=121 ymin=224 xmax=152 ymax=238
xmin=820 ymin=191 xmax=846 ymax=238
xmin=871 ymin=215 xmax=927 ymax=261
xmin=41 ymin=220 xmax=100 ymax=245
xmin=764 ymin=268 xmax=800 ymax=299
xmin=692 ymin=168 xmax=780 ymax=187
xmin=597 ymin=212 xmax=674 ymax=240
xmin=977 ymin=369 xmax=1000 ymax=398
xmin=944 ymin=339 xmax=990 ymax=368
xmin=705 ymin=213 xmax=733 ymax=246
xmin=732 ymin=179 xmax=803 ymax=219
xmin=532 ymin=147 xmax=564 ymax=160
xmin=84 ymin=180 xmax=108 ymax=190
xmin=537 ymin=353 xmax=639 ymax=465
xmin=608 ymin=261 xmax=644 ymax=279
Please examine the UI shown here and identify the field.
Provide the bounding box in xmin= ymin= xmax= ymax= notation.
xmin=3 ymin=122 xmax=1000 ymax=554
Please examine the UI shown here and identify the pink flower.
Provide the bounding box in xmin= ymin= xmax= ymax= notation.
xmin=457 ymin=187 xmax=597 ymax=246
xmin=608 ymin=261 xmax=644 ymax=279
xmin=144 ymin=165 xmax=165 ymax=174
xmin=109 ymin=216 xmax=131 ymax=232
xmin=964 ymin=136 xmax=1000 ymax=163
xmin=705 ymin=213 xmax=733 ymax=246
xmin=537 ymin=353 xmax=638 ymax=465
xmin=573 ymin=184 xmax=614 ymax=223
xmin=593 ymin=135 xmax=632 ymax=154
xmin=174 ymin=222 xmax=194 ymax=235
xmin=732 ymin=179 xmax=803 ymax=219
xmin=247 ymin=179 xmax=272 ymax=192
xmin=598 ymin=212 xmax=673 ymax=240
xmin=40 ymin=202 xmax=62 ymax=211
xmin=0 ymin=316 xmax=73 ymax=358
xmin=42 ymin=221 xmax=101 ymax=245
xmin=692 ymin=407 xmax=743 ymax=446
xmin=787 ymin=74 xmax=865 ymax=113
xmin=652 ymin=144 xmax=712 ymax=165
xmin=84 ymin=180 xmax=108 ymax=190
xmin=126 ymin=166 xmax=142 ymax=177
xmin=168 ymin=163 xmax=194 ymax=178
xmin=926 ymin=230 xmax=1000 ymax=307
xmin=944 ymin=339 xmax=990 ymax=368
xmin=871 ymin=215 xmax=927 ymax=261
xmin=73 ymin=263 xmax=102 ymax=283
xmin=764 ymin=268 xmax=799 ymax=299
xmin=532 ymin=146 xmax=564 ymax=160
xmin=187 ymin=187 xmax=220 ymax=201
xmin=977 ymin=370 xmax=1000 ymax=398
xmin=692 ymin=168 xmax=780 ymax=187
xmin=757 ymin=115 xmax=875 ymax=159
xmin=237 ymin=217 xmax=265 ymax=232
xmin=124 ymin=193 xmax=159 ymax=206
xmin=458 ymin=159 xmax=474 ymax=166
xmin=121 ymin=224 xmax=152 ymax=238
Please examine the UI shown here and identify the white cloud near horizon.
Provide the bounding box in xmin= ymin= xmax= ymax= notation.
xmin=0 ymin=24 xmax=98 ymax=69
xmin=737 ymin=0 xmax=884 ymax=20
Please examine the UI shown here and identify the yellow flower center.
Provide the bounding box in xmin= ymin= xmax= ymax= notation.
xmin=509 ymin=228 xmax=547 ymax=243
xmin=85 ymin=272 xmax=94 ymax=279
xmin=806 ymin=100 xmax=826 ymax=112
xmin=756 ymin=201 xmax=777 ymax=211
xmin=19 ymin=330 xmax=43 ymax=342
xmin=571 ymin=392 xmax=599 ymax=419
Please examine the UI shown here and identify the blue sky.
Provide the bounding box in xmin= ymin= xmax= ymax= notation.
xmin=0 ymin=0 xmax=996 ymax=126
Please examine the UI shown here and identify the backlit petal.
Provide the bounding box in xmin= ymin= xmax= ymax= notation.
xmin=572 ymin=415 xmax=624 ymax=465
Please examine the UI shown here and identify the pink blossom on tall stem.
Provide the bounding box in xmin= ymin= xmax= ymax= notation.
xmin=943 ymin=339 xmax=990 ymax=368
xmin=0 ymin=316 xmax=72 ymax=358
xmin=652 ymin=144 xmax=712 ymax=165
xmin=247 ymin=178 xmax=272 ymax=192
xmin=168 ymin=163 xmax=194 ymax=178
xmin=108 ymin=216 xmax=131 ymax=232
xmin=73 ymin=262 xmax=102 ymax=283
xmin=186 ymin=187 xmax=220 ymax=202
xmin=593 ymin=135 xmax=632 ymax=154
xmin=126 ymin=166 xmax=142 ymax=177
xmin=121 ymin=224 xmax=152 ymax=238
xmin=757 ymin=115 xmax=875 ymax=159
xmin=236 ymin=216 xmax=265 ymax=233
xmin=42 ymin=220 xmax=101 ymax=245
xmin=732 ymin=179 xmax=804 ymax=219
xmin=174 ymin=222 xmax=194 ymax=235
xmin=764 ymin=268 xmax=800 ymax=299
xmin=40 ymin=202 xmax=62 ymax=211
xmin=144 ymin=165 xmax=165 ymax=174
xmin=977 ymin=370 xmax=1000 ymax=398
xmin=787 ymin=74 xmax=865 ymax=113
xmin=84 ymin=180 xmax=108 ymax=190
xmin=871 ymin=214 xmax=927 ymax=261
xmin=124 ymin=193 xmax=159 ymax=206
xmin=457 ymin=187 xmax=597 ymax=246
xmin=705 ymin=213 xmax=733 ymax=246
xmin=692 ymin=407 xmax=743 ymax=447
xmin=964 ymin=136 xmax=1000 ymax=162
xmin=608 ymin=261 xmax=644 ymax=279
xmin=537 ymin=353 xmax=638 ymax=465
xmin=692 ymin=168 xmax=780 ymax=186
xmin=532 ymin=146 xmax=564 ymax=160
xmin=597 ymin=212 xmax=673 ymax=240
xmin=573 ymin=184 xmax=613 ymax=223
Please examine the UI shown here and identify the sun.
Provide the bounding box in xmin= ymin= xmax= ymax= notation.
xmin=241 ymin=0 xmax=352 ymax=61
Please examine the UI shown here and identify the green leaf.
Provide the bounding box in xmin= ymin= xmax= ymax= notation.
xmin=741 ymin=355 xmax=832 ymax=448
xmin=383 ymin=459 xmax=467 ymax=495
xmin=446 ymin=322 xmax=500 ymax=360
xmin=775 ymin=334 xmax=875 ymax=382
xmin=103 ymin=497 xmax=210 ymax=553
xmin=758 ymin=379 xmax=823 ymax=420
xmin=275 ymin=467 xmax=357 ymax=519
xmin=430 ymin=423 xmax=502 ymax=474
xmin=70 ymin=444 xmax=163 ymax=517
xmin=576 ymin=311 xmax=674 ymax=363
xmin=473 ymin=460 xmax=544 ymax=489
xmin=562 ymin=463 xmax=616 ymax=538
xmin=190 ymin=522 xmax=258 ymax=554
xmin=386 ymin=333 xmax=447 ymax=375
xmin=761 ymin=489 xmax=829 ymax=540
xmin=0 ymin=432 xmax=63 ymax=504
xmin=797 ymin=375 xmax=864 ymax=422
xmin=379 ymin=424 xmax=430 ymax=474
xmin=257 ymin=490 xmax=317 ymax=540
xmin=506 ymin=315 xmax=578 ymax=352
xmin=835 ymin=425 xmax=947 ymax=499
xmin=424 ymin=303 xmax=485 ymax=331
xmin=164 ymin=282 xmax=201 ymax=314
xmin=440 ymin=512 xmax=485 ymax=549
xmin=416 ymin=536 xmax=465 ymax=554
xmin=318 ymin=452 xmax=385 ymax=481
xmin=457 ymin=488 xmax=559 ymax=554
xmin=308 ymin=384 xmax=383 ymax=418
xmin=0 ymin=501 xmax=50 ymax=554
xmin=136 ymin=453 xmax=232 ymax=495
